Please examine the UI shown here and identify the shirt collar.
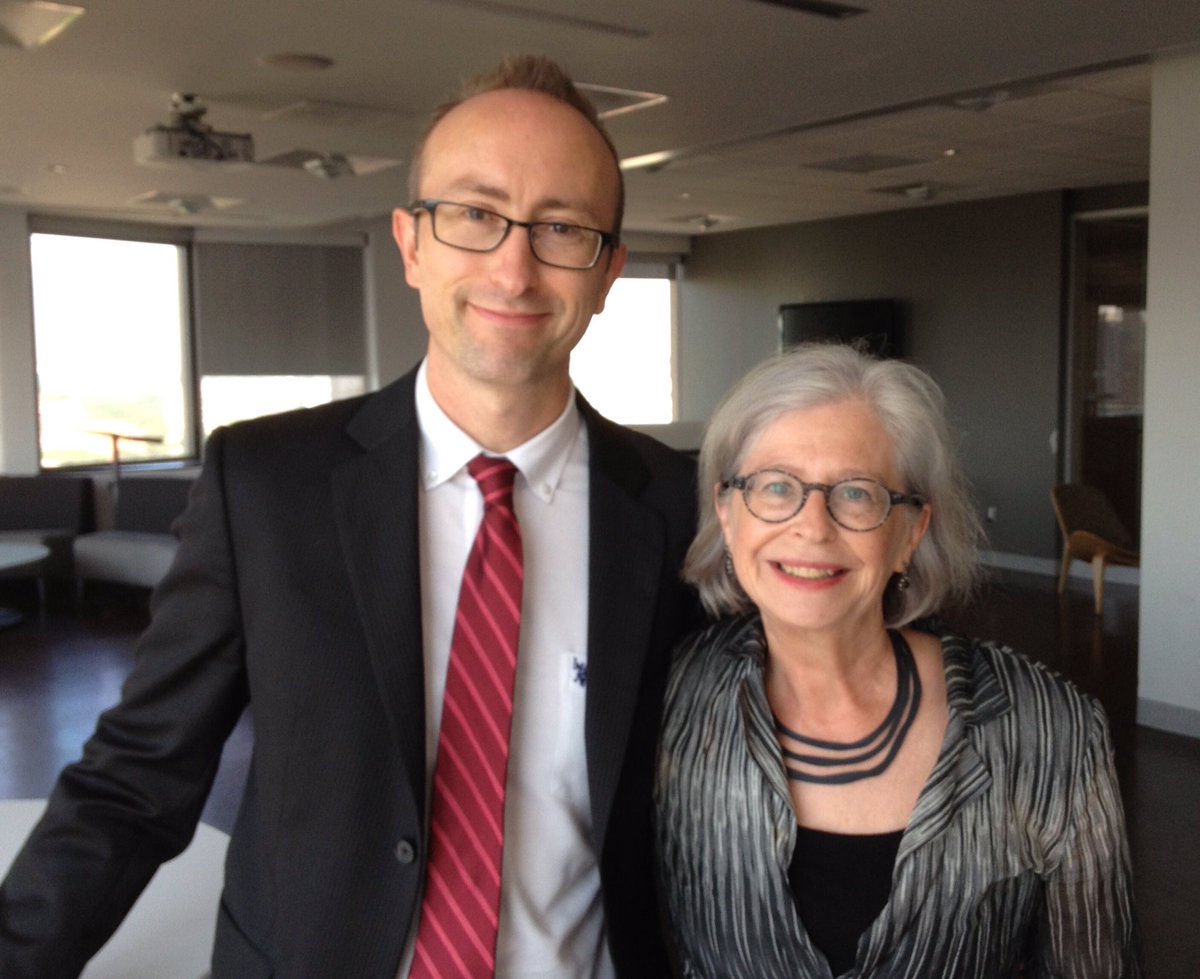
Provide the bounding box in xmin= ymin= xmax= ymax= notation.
xmin=415 ymin=359 xmax=582 ymax=503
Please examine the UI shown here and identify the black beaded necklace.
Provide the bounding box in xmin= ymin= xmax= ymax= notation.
xmin=773 ymin=630 xmax=922 ymax=786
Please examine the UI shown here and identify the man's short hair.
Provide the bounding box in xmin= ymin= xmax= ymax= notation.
xmin=407 ymin=54 xmax=625 ymax=234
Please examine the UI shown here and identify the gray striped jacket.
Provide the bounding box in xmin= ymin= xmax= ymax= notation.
xmin=655 ymin=616 xmax=1141 ymax=978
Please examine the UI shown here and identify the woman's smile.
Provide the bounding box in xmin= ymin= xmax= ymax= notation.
xmin=772 ymin=561 xmax=845 ymax=584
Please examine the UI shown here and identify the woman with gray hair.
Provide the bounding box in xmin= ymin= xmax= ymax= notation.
xmin=656 ymin=343 xmax=1139 ymax=978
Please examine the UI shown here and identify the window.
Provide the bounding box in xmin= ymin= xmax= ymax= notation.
xmin=571 ymin=275 xmax=674 ymax=423
xmin=200 ymin=375 xmax=366 ymax=438
xmin=30 ymin=232 xmax=194 ymax=469
xmin=30 ymin=229 xmax=369 ymax=467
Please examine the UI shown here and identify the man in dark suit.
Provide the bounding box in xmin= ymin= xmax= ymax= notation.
xmin=0 ymin=56 xmax=698 ymax=977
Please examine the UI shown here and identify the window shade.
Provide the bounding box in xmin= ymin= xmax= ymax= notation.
xmin=193 ymin=242 xmax=365 ymax=376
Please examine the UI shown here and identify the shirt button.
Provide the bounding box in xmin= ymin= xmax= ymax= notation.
xmin=394 ymin=839 xmax=417 ymax=865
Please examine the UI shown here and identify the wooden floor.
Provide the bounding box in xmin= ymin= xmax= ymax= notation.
xmin=1 ymin=570 xmax=1197 ymax=976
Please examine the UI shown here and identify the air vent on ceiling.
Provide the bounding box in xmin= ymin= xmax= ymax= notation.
xmin=946 ymin=80 xmax=1054 ymax=112
xmin=806 ymin=153 xmax=925 ymax=174
xmin=747 ymin=0 xmax=866 ymax=20
xmin=870 ymin=180 xmax=960 ymax=201
xmin=665 ymin=212 xmax=735 ymax=231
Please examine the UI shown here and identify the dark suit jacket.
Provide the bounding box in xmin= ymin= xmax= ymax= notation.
xmin=0 ymin=367 xmax=699 ymax=978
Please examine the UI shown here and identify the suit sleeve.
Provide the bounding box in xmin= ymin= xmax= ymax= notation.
xmin=0 ymin=428 xmax=249 ymax=979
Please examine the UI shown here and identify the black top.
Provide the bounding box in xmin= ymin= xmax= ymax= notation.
xmin=658 ymin=615 xmax=1141 ymax=977
xmin=788 ymin=824 xmax=903 ymax=975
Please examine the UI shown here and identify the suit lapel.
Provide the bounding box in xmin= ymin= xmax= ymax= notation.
xmin=581 ymin=399 xmax=669 ymax=850
xmin=326 ymin=381 xmax=676 ymax=848
xmin=331 ymin=370 xmax=427 ymax=807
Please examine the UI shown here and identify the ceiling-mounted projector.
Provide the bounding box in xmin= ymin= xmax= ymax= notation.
xmin=132 ymin=92 xmax=397 ymax=179
xmin=134 ymin=93 xmax=254 ymax=165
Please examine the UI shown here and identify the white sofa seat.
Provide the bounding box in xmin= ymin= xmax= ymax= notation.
xmin=73 ymin=530 xmax=180 ymax=589
xmin=72 ymin=476 xmax=194 ymax=592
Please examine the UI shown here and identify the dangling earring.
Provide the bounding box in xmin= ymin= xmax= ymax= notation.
xmin=724 ymin=550 xmax=734 ymax=577
xmin=896 ymin=566 xmax=911 ymax=591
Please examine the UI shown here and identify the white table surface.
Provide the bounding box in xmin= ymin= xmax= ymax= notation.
xmin=0 ymin=799 xmax=229 ymax=978
xmin=0 ymin=542 xmax=50 ymax=572
xmin=0 ymin=543 xmax=51 ymax=627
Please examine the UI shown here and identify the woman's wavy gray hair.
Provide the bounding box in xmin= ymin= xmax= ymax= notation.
xmin=683 ymin=342 xmax=983 ymax=626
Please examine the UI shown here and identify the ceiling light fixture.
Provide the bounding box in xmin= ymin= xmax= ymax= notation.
xmin=132 ymin=190 xmax=244 ymax=214
xmin=302 ymin=153 xmax=355 ymax=179
xmin=257 ymin=148 xmax=402 ymax=178
xmin=0 ymin=0 xmax=84 ymax=49
xmin=667 ymin=212 xmax=732 ymax=231
xmin=577 ymin=82 xmax=668 ymax=120
xmin=872 ymin=180 xmax=959 ymax=201
xmin=619 ymin=149 xmax=675 ymax=173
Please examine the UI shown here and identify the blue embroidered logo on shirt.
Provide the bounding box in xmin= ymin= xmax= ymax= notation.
xmin=572 ymin=657 xmax=588 ymax=687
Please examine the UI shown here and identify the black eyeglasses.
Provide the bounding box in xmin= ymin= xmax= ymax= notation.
xmin=721 ymin=469 xmax=925 ymax=532
xmin=409 ymin=199 xmax=619 ymax=270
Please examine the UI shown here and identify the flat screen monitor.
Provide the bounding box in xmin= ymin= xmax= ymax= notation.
xmin=779 ymin=299 xmax=901 ymax=358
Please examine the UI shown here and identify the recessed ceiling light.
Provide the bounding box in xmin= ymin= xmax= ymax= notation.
xmin=0 ymin=0 xmax=85 ymax=49
xmin=943 ymin=148 xmax=959 ymax=158
xmin=259 ymin=52 xmax=335 ymax=72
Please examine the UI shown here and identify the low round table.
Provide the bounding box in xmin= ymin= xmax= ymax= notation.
xmin=0 ymin=542 xmax=50 ymax=629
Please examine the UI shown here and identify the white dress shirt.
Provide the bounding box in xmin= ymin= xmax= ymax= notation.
xmin=399 ymin=361 xmax=615 ymax=979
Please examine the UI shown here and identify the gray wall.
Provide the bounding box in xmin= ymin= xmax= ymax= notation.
xmin=676 ymin=192 xmax=1065 ymax=558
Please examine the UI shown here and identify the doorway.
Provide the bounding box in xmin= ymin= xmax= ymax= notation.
xmin=1064 ymin=211 xmax=1147 ymax=543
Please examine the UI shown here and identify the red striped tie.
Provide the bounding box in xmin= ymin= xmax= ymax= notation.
xmin=410 ymin=455 xmax=523 ymax=978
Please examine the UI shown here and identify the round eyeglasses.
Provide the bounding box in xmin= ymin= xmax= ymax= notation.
xmin=721 ymin=469 xmax=925 ymax=532
xmin=409 ymin=199 xmax=619 ymax=270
